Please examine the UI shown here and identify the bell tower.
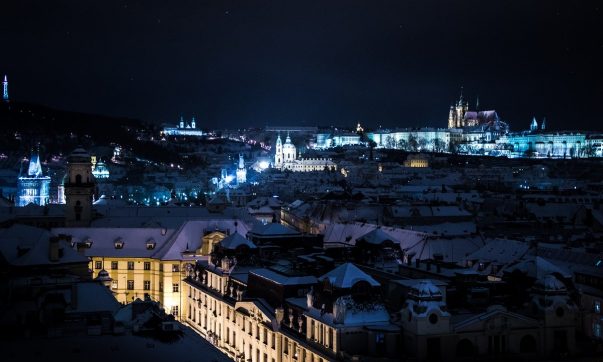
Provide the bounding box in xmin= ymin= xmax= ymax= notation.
xmin=65 ymin=148 xmax=95 ymax=226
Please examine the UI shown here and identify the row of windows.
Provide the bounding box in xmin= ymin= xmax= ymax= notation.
xmin=93 ymin=260 xmax=180 ymax=272
xmin=121 ymin=280 xmax=178 ymax=292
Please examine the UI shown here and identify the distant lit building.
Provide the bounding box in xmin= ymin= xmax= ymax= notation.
xmin=3 ymin=75 xmax=8 ymax=102
xmin=236 ymin=154 xmax=246 ymax=184
xmin=163 ymin=116 xmax=204 ymax=136
xmin=274 ymin=134 xmax=337 ymax=172
xmin=313 ymin=130 xmax=362 ymax=149
xmin=404 ymin=153 xmax=429 ymax=168
xmin=92 ymin=160 xmax=110 ymax=179
xmin=17 ymin=149 xmax=51 ymax=207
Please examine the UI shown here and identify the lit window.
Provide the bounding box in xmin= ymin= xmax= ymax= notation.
xmin=595 ymin=301 xmax=601 ymax=314
xmin=144 ymin=280 xmax=150 ymax=290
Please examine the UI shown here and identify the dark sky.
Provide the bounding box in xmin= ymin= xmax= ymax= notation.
xmin=1 ymin=1 xmax=602 ymax=131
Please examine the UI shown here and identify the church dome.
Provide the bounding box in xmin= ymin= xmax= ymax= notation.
xmin=409 ymin=280 xmax=442 ymax=301
xmin=534 ymin=274 xmax=566 ymax=293
xmin=68 ymin=147 xmax=91 ymax=163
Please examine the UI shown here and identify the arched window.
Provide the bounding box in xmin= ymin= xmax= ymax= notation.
xmin=520 ymin=334 xmax=537 ymax=354
xmin=75 ymin=174 xmax=82 ymax=184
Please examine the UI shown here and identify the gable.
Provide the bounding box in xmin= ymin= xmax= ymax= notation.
xmin=454 ymin=309 xmax=539 ymax=333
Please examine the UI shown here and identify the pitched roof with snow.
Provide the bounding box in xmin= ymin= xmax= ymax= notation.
xmin=248 ymin=222 xmax=300 ymax=237
xmin=0 ymin=224 xmax=88 ymax=266
xmin=219 ymin=232 xmax=257 ymax=249
xmin=357 ymin=228 xmax=396 ymax=245
xmin=319 ymin=263 xmax=380 ymax=289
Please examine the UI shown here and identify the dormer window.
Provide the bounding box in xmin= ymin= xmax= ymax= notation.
xmin=146 ymin=239 xmax=156 ymax=250
xmin=114 ymin=239 xmax=124 ymax=249
xmin=84 ymin=239 xmax=93 ymax=248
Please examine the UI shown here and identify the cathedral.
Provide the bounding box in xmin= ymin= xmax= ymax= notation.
xmin=17 ymin=149 xmax=51 ymax=207
xmin=273 ymin=133 xmax=336 ymax=172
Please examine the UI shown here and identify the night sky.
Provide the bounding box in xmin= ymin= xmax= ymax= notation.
xmin=1 ymin=1 xmax=602 ymax=131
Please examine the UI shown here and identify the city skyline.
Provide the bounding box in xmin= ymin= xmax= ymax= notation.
xmin=1 ymin=1 xmax=602 ymax=130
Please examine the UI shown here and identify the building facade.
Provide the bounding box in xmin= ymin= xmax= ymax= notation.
xmin=163 ymin=116 xmax=204 ymax=136
xmin=274 ymin=134 xmax=337 ymax=172
xmin=17 ymin=149 xmax=51 ymax=207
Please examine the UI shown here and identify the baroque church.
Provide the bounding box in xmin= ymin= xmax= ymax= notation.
xmin=273 ymin=133 xmax=336 ymax=172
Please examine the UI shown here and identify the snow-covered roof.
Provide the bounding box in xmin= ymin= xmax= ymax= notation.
xmin=506 ymin=255 xmax=571 ymax=279
xmin=69 ymin=282 xmax=121 ymax=314
xmin=319 ymin=263 xmax=380 ymax=289
xmin=248 ymin=222 xmax=300 ymax=237
xmin=466 ymin=238 xmax=530 ymax=264
xmin=323 ymin=222 xmax=426 ymax=247
xmin=218 ymin=232 xmax=256 ymax=249
xmin=357 ymin=228 xmax=396 ymax=245
xmin=53 ymin=219 xmax=252 ymax=261
xmin=52 ymin=226 xmax=175 ymax=258
xmin=0 ymin=224 xmax=88 ymax=266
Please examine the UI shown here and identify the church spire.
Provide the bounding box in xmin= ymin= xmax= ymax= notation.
xmin=3 ymin=75 xmax=8 ymax=102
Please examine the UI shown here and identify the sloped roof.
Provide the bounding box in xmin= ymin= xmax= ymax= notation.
xmin=248 ymin=222 xmax=300 ymax=237
xmin=319 ymin=263 xmax=380 ymax=289
xmin=219 ymin=232 xmax=256 ymax=249
xmin=0 ymin=224 xmax=88 ymax=266
xmin=357 ymin=228 xmax=396 ymax=245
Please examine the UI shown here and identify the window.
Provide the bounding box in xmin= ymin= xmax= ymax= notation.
xmin=127 ymin=280 xmax=134 ymax=290
xmin=144 ymin=280 xmax=150 ymax=290
xmin=94 ymin=261 xmax=102 ymax=269
xmin=171 ymin=306 xmax=179 ymax=316
xmin=111 ymin=280 xmax=118 ymax=289
xmin=111 ymin=261 xmax=118 ymax=270
xmin=172 ymin=264 xmax=180 ymax=272
xmin=159 ymin=282 xmax=164 ymax=292
xmin=595 ymin=301 xmax=601 ymax=314
xmin=173 ymin=283 xmax=179 ymax=292
xmin=144 ymin=262 xmax=151 ymax=270
xmin=127 ymin=261 xmax=134 ymax=270
xmin=114 ymin=239 xmax=124 ymax=249
xmin=146 ymin=239 xmax=156 ymax=250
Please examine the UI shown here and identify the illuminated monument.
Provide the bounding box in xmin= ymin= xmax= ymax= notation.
xmin=2 ymin=75 xmax=8 ymax=102
xmin=236 ymin=154 xmax=246 ymax=184
xmin=17 ymin=148 xmax=51 ymax=207
xmin=162 ymin=116 xmax=204 ymax=136
xmin=274 ymin=133 xmax=336 ymax=172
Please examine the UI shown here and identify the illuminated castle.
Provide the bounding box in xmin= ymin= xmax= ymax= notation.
xmin=162 ymin=116 xmax=204 ymax=136
xmin=274 ymin=133 xmax=336 ymax=172
xmin=17 ymin=148 xmax=51 ymax=207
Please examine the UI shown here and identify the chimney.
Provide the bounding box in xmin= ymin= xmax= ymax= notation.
xmin=49 ymin=237 xmax=60 ymax=262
